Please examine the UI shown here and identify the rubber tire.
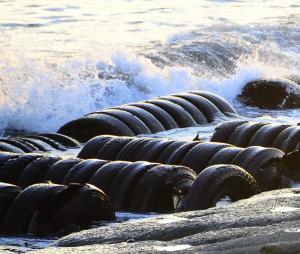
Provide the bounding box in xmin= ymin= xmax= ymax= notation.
xmin=146 ymin=99 xmax=197 ymax=128
xmin=57 ymin=114 xmax=135 ymax=143
xmin=88 ymin=161 xmax=131 ymax=194
xmin=0 ymin=139 xmax=35 ymax=153
xmin=207 ymin=147 xmax=244 ymax=166
xmin=40 ymin=133 xmax=81 ymax=148
xmin=185 ymin=164 xmax=259 ymax=211
xmin=211 ymin=120 xmax=248 ymax=143
xmin=43 ymin=158 xmax=83 ymax=184
xmin=166 ymin=142 xmax=199 ymax=165
xmin=0 ymin=142 xmax=25 ymax=153
xmin=24 ymin=135 xmax=66 ymax=151
xmin=130 ymin=102 xmax=178 ymax=130
xmin=181 ymin=142 xmax=232 ymax=174
xmin=156 ymin=140 xmax=187 ymax=164
xmin=273 ymin=126 xmax=300 ymax=153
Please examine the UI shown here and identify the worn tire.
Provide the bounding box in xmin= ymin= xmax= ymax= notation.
xmin=185 ymin=164 xmax=259 ymax=211
xmin=166 ymin=142 xmax=199 ymax=165
xmin=207 ymin=147 xmax=244 ymax=166
xmin=40 ymin=133 xmax=81 ymax=149
xmin=273 ymin=126 xmax=300 ymax=153
xmin=156 ymin=140 xmax=187 ymax=164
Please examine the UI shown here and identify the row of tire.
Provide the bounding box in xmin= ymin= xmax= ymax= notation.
xmin=0 ymin=182 xmax=115 ymax=236
xmin=78 ymin=135 xmax=285 ymax=191
xmin=0 ymin=151 xmax=258 ymax=217
xmin=0 ymin=133 xmax=81 ymax=153
xmin=211 ymin=121 xmax=300 ymax=153
xmin=58 ymin=91 xmax=237 ymax=142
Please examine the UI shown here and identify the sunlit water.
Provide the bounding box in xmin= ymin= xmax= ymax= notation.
xmin=1 ymin=0 xmax=300 ymax=251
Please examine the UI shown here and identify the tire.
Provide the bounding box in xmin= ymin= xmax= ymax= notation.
xmin=273 ymin=126 xmax=300 ymax=153
xmin=108 ymin=161 xmax=158 ymax=210
xmin=211 ymin=120 xmax=248 ymax=143
xmin=40 ymin=133 xmax=81 ymax=149
xmin=14 ymin=138 xmax=40 ymax=151
xmin=130 ymin=165 xmax=196 ymax=213
xmin=116 ymin=105 xmax=165 ymax=133
xmin=185 ymin=164 xmax=259 ymax=211
xmin=0 ymin=154 xmax=43 ymax=184
xmin=18 ymin=156 xmax=62 ymax=188
xmin=228 ymin=122 xmax=267 ymax=147
xmin=207 ymin=147 xmax=244 ymax=166
xmin=146 ymin=99 xmax=197 ymax=128
xmin=1 ymin=183 xmax=66 ymax=235
xmin=159 ymin=96 xmax=207 ymax=124
xmin=181 ymin=142 xmax=232 ymax=174
xmin=166 ymin=142 xmax=199 ymax=165
xmin=24 ymin=135 xmax=66 ymax=151
xmin=100 ymin=109 xmax=151 ymax=135
xmin=119 ymin=138 xmax=154 ymax=161
xmin=43 ymin=158 xmax=83 ymax=184
xmin=63 ymin=159 xmax=107 ymax=184
xmin=57 ymin=114 xmax=135 ymax=143
xmin=0 ymin=142 xmax=25 ymax=153
xmin=16 ymin=137 xmax=53 ymax=152
xmin=77 ymin=135 xmax=114 ymax=159
xmin=0 ymin=139 xmax=36 ymax=153
xmin=95 ymin=137 xmax=135 ymax=161
xmin=173 ymin=93 xmax=222 ymax=122
xmin=131 ymin=139 xmax=175 ymax=162
xmin=190 ymin=91 xmax=237 ymax=115
xmin=39 ymin=183 xmax=115 ymax=236
xmin=0 ymin=182 xmax=22 ymax=224
xmin=248 ymin=124 xmax=289 ymax=147
xmin=0 ymin=152 xmax=21 ymax=168
xmin=156 ymin=140 xmax=187 ymax=164
xmin=130 ymin=102 xmax=178 ymax=130
xmin=88 ymin=161 xmax=130 ymax=194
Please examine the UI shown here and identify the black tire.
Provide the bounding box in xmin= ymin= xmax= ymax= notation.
xmin=43 ymin=158 xmax=83 ymax=184
xmin=0 ymin=142 xmax=25 ymax=153
xmin=181 ymin=142 xmax=232 ymax=174
xmin=57 ymin=114 xmax=135 ymax=143
xmin=173 ymin=93 xmax=222 ymax=122
xmin=99 ymin=109 xmax=151 ymax=135
xmin=77 ymin=135 xmax=114 ymax=159
xmin=190 ymin=91 xmax=237 ymax=115
xmin=116 ymin=105 xmax=165 ymax=133
xmin=24 ymin=135 xmax=66 ymax=151
xmin=95 ymin=137 xmax=135 ymax=161
xmin=16 ymin=137 xmax=53 ymax=152
xmin=248 ymin=124 xmax=289 ymax=147
xmin=40 ymin=133 xmax=81 ymax=149
xmin=108 ymin=161 xmax=158 ymax=210
xmin=130 ymin=102 xmax=178 ymax=130
xmin=13 ymin=138 xmax=40 ymax=151
xmin=63 ymin=159 xmax=107 ymax=184
xmin=166 ymin=142 xmax=199 ymax=165
xmin=211 ymin=120 xmax=248 ymax=143
xmin=185 ymin=164 xmax=259 ymax=211
xmin=1 ymin=183 xmax=66 ymax=235
xmin=0 ymin=152 xmax=21 ymax=168
xmin=159 ymin=96 xmax=207 ymax=124
xmin=146 ymin=99 xmax=197 ymax=128
xmin=228 ymin=122 xmax=267 ymax=147
xmin=130 ymin=165 xmax=196 ymax=213
xmin=131 ymin=139 xmax=175 ymax=162
xmin=0 ymin=139 xmax=36 ymax=153
xmin=273 ymin=126 xmax=300 ymax=153
xmin=156 ymin=140 xmax=187 ymax=164
xmin=0 ymin=154 xmax=43 ymax=184
xmin=119 ymin=138 xmax=155 ymax=162
xmin=0 ymin=182 xmax=22 ymax=224
xmin=17 ymin=156 xmax=62 ymax=188
xmin=88 ymin=161 xmax=130 ymax=194
xmin=207 ymin=147 xmax=244 ymax=166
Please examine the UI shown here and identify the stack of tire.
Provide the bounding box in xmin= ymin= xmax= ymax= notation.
xmin=0 ymin=182 xmax=115 ymax=236
xmin=211 ymin=121 xmax=300 ymax=153
xmin=0 ymin=133 xmax=81 ymax=153
xmin=78 ymin=135 xmax=284 ymax=191
xmin=58 ymin=91 xmax=237 ymax=142
xmin=0 ymin=152 xmax=259 ymax=214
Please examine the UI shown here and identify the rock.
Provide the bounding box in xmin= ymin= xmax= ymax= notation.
xmin=29 ymin=188 xmax=300 ymax=253
xmin=237 ymin=78 xmax=300 ymax=109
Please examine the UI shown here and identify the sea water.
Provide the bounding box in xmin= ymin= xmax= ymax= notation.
xmin=0 ymin=0 xmax=300 ymax=251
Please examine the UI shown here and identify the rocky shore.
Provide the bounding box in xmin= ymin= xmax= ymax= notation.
xmin=30 ymin=188 xmax=300 ymax=254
